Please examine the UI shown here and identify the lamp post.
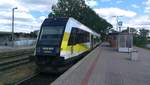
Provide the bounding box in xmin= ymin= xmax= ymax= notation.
xmin=12 ymin=7 xmax=17 ymax=46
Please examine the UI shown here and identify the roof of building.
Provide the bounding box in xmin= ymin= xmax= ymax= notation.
xmin=109 ymin=31 xmax=133 ymax=36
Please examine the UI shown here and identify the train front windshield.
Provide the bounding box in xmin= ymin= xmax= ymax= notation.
xmin=38 ymin=26 xmax=64 ymax=46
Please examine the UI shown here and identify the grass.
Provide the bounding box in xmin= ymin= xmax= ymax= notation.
xmin=135 ymin=44 xmax=150 ymax=50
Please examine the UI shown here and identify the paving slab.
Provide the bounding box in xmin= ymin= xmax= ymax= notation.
xmin=51 ymin=43 xmax=150 ymax=85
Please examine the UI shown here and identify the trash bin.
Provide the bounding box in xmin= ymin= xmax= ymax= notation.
xmin=131 ymin=50 xmax=138 ymax=61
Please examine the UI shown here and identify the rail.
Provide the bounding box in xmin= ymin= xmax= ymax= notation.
xmin=0 ymin=49 xmax=34 ymax=59
xmin=0 ymin=56 xmax=31 ymax=71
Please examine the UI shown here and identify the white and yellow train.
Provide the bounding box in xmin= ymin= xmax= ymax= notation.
xmin=34 ymin=17 xmax=101 ymax=73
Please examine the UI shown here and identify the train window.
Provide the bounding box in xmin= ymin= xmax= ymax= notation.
xmin=68 ymin=28 xmax=77 ymax=45
xmin=38 ymin=26 xmax=64 ymax=45
xmin=41 ymin=26 xmax=63 ymax=35
xmin=68 ymin=27 xmax=90 ymax=45
xmin=40 ymin=26 xmax=64 ymax=40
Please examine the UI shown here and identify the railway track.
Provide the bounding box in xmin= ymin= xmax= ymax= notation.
xmin=15 ymin=73 xmax=59 ymax=85
xmin=0 ymin=49 xmax=34 ymax=60
xmin=0 ymin=48 xmax=34 ymax=71
xmin=0 ymin=55 xmax=32 ymax=71
xmin=14 ymin=56 xmax=85 ymax=85
xmin=9 ymin=48 xmax=92 ymax=85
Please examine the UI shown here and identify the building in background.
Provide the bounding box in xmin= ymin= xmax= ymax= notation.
xmin=0 ymin=31 xmax=11 ymax=46
xmin=108 ymin=30 xmax=133 ymax=52
xmin=108 ymin=32 xmax=118 ymax=48
xmin=0 ymin=31 xmax=37 ymax=46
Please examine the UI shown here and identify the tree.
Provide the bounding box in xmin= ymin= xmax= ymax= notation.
xmin=133 ymin=28 xmax=149 ymax=47
xmin=109 ymin=29 xmax=117 ymax=33
xmin=50 ymin=0 xmax=113 ymax=41
xmin=30 ymin=32 xmax=37 ymax=38
xmin=139 ymin=28 xmax=149 ymax=38
xmin=50 ymin=0 xmax=87 ymax=18
xmin=129 ymin=27 xmax=138 ymax=34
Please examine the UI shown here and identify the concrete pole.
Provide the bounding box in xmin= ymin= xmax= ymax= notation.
xmin=12 ymin=7 xmax=17 ymax=46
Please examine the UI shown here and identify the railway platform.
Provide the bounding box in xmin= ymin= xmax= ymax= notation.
xmin=51 ymin=42 xmax=150 ymax=85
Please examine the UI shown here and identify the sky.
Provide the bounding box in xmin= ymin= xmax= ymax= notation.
xmin=0 ymin=0 xmax=150 ymax=33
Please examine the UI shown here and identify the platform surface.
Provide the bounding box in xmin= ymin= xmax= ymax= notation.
xmin=51 ymin=43 xmax=150 ymax=85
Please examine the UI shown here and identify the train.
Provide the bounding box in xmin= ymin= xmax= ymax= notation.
xmin=34 ymin=17 xmax=101 ymax=73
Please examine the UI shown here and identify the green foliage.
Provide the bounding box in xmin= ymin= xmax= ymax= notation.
xmin=49 ymin=0 xmax=113 ymax=41
xmin=133 ymin=28 xmax=149 ymax=47
xmin=133 ymin=35 xmax=146 ymax=47
xmin=139 ymin=28 xmax=149 ymax=38
xmin=121 ymin=27 xmax=149 ymax=47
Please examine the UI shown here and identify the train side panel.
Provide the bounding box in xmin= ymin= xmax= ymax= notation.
xmin=60 ymin=19 xmax=90 ymax=59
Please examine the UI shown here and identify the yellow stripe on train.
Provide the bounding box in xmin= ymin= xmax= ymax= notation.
xmin=61 ymin=32 xmax=90 ymax=53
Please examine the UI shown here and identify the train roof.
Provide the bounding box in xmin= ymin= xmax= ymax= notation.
xmin=43 ymin=17 xmax=100 ymax=37
xmin=42 ymin=17 xmax=69 ymax=26
xmin=68 ymin=17 xmax=100 ymax=37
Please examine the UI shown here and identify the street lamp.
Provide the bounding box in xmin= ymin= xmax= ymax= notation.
xmin=12 ymin=7 xmax=17 ymax=46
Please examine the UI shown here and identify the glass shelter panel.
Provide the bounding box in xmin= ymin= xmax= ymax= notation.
xmin=126 ymin=35 xmax=132 ymax=48
xmin=119 ymin=35 xmax=126 ymax=47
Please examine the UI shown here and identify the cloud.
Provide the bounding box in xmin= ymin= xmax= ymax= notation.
xmin=94 ymin=7 xmax=137 ymax=18
xmin=0 ymin=0 xmax=57 ymax=33
xmin=39 ymin=16 xmax=47 ymax=21
xmin=85 ymin=0 xmax=111 ymax=6
xmin=127 ymin=15 xmax=150 ymax=26
xmin=94 ymin=7 xmax=150 ymax=30
xmin=0 ymin=12 xmax=39 ymax=33
xmin=112 ymin=15 xmax=150 ymax=30
xmin=143 ymin=0 xmax=150 ymax=6
xmin=85 ymin=0 xmax=98 ymax=7
xmin=105 ymin=15 xmax=150 ymax=31
xmin=116 ymin=0 xmax=124 ymax=4
xmin=143 ymin=0 xmax=150 ymax=14
xmin=99 ymin=0 xmax=111 ymax=2
xmin=18 ymin=0 xmax=58 ymax=12
xmin=0 ymin=10 xmax=38 ymax=32
xmin=131 ymin=4 xmax=140 ymax=8
xmin=0 ymin=0 xmax=17 ymax=6
xmin=144 ymin=6 xmax=150 ymax=13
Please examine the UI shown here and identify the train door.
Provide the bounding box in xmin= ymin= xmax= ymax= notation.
xmin=71 ymin=32 xmax=76 ymax=54
xmin=90 ymin=34 xmax=94 ymax=48
xmin=93 ymin=35 xmax=97 ymax=47
xmin=68 ymin=27 xmax=77 ymax=54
